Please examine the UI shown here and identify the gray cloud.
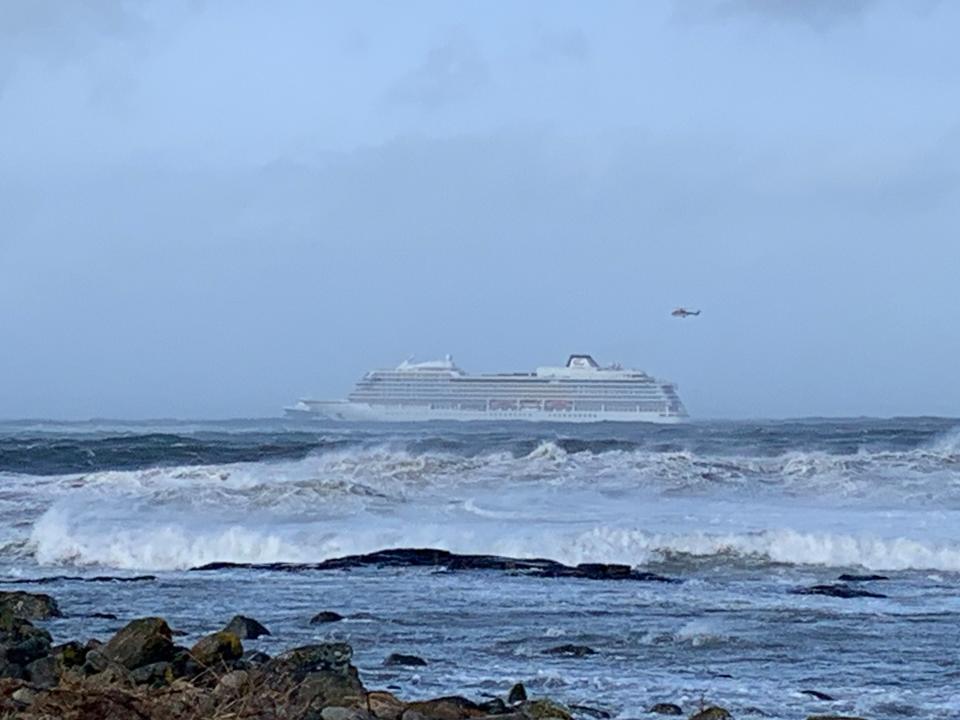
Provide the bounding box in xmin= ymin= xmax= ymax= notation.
xmin=675 ymin=0 xmax=880 ymax=29
xmin=386 ymin=34 xmax=487 ymax=109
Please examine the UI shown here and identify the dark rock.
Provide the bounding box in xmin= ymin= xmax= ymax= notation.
xmin=0 ymin=591 xmax=62 ymax=620
xmin=171 ymin=645 xmax=201 ymax=678
xmin=801 ymin=690 xmax=835 ymax=701
xmin=480 ymin=698 xmax=509 ymax=715
xmin=270 ymin=643 xmax=354 ymax=677
xmin=689 ymin=708 xmax=731 ymax=720
xmin=223 ymin=614 xmax=271 ymax=639
xmin=520 ymin=699 xmax=573 ymax=720
xmin=568 ymin=704 xmax=611 ymax=719
xmin=648 ymin=703 xmax=682 ymax=715
xmin=239 ymin=649 xmax=272 ymax=667
xmin=97 ymin=616 xmax=175 ymax=670
xmin=407 ymin=696 xmax=483 ymax=720
xmin=190 ymin=548 xmax=680 ymax=583
xmin=0 ymin=659 xmax=24 ymax=679
xmin=508 ymin=682 xmax=528 ymax=705
xmin=25 ymin=655 xmax=59 ymax=689
xmin=311 ymin=611 xmax=345 ymax=624
xmin=190 ymin=630 xmax=243 ymax=667
xmin=543 ymin=644 xmax=596 ymax=657
xmin=90 ymin=612 xmax=119 ymax=620
xmin=130 ymin=660 xmax=174 ymax=687
xmin=790 ymin=584 xmax=886 ymax=599
xmin=383 ymin=652 xmax=427 ymax=667
xmin=83 ymin=649 xmax=110 ymax=674
xmin=0 ymin=615 xmax=52 ymax=665
xmin=805 ymin=716 xmax=867 ymax=720
xmin=837 ymin=574 xmax=889 ymax=582
xmin=0 ymin=575 xmax=156 ymax=585
xmin=51 ymin=641 xmax=87 ymax=669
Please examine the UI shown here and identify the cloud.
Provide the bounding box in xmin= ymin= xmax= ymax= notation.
xmin=386 ymin=34 xmax=487 ymax=109
xmin=674 ymin=0 xmax=880 ymax=30
xmin=535 ymin=29 xmax=590 ymax=63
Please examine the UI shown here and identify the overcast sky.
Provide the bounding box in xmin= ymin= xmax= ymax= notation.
xmin=1 ymin=0 xmax=958 ymax=419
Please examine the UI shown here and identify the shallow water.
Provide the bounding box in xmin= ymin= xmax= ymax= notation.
xmin=2 ymin=418 xmax=960 ymax=718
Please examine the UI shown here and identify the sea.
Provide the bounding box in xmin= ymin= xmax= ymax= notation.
xmin=2 ymin=417 xmax=959 ymax=719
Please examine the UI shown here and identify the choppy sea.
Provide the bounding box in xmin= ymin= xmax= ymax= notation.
xmin=2 ymin=418 xmax=960 ymax=719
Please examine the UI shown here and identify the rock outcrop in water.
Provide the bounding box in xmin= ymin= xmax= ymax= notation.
xmin=0 ymin=591 xmax=586 ymax=720
xmin=790 ymin=583 xmax=887 ymax=599
xmin=190 ymin=548 xmax=679 ymax=583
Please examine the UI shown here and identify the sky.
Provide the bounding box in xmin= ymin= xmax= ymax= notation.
xmin=1 ymin=0 xmax=959 ymax=419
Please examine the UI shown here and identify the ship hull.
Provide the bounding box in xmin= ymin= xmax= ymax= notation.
xmin=286 ymin=400 xmax=686 ymax=424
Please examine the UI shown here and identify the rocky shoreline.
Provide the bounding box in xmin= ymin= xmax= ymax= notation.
xmin=1 ymin=588 xmax=867 ymax=720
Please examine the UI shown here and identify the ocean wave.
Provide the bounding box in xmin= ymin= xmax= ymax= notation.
xmin=26 ymin=503 xmax=960 ymax=572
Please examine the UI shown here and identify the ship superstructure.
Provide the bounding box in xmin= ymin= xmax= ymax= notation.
xmin=286 ymin=354 xmax=687 ymax=423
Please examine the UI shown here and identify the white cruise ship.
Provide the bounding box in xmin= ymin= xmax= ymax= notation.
xmin=286 ymin=354 xmax=688 ymax=423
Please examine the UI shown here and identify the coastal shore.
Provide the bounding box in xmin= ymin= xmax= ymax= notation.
xmin=1 ymin=586 xmax=864 ymax=720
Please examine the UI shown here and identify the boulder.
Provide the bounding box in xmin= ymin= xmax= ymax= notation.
xmin=568 ymin=704 xmax=610 ymax=719
xmin=130 ymin=661 xmax=174 ymax=687
xmin=648 ymin=704 xmax=682 ymax=716
xmin=384 ymin=653 xmax=427 ymax=667
xmin=367 ymin=690 xmax=406 ymax=720
xmin=805 ymin=717 xmax=866 ymax=720
xmin=521 ymin=699 xmax=573 ymax=720
xmin=190 ymin=630 xmax=243 ymax=667
xmin=800 ymin=690 xmax=835 ymax=701
xmin=96 ymin=617 xmax=175 ymax=670
xmin=271 ymin=643 xmax=354 ymax=677
xmin=689 ymin=708 xmax=731 ymax=720
xmin=311 ymin=611 xmax=345 ymax=624
xmin=480 ymin=698 xmax=508 ymax=715
xmin=214 ymin=669 xmax=249 ymax=697
xmin=542 ymin=645 xmax=596 ymax=657
xmin=25 ymin=655 xmax=59 ymax=689
xmin=223 ymin=614 xmax=271 ymax=639
xmin=790 ymin=584 xmax=886 ymax=599
xmin=51 ymin=641 xmax=87 ymax=669
xmin=1 ymin=615 xmax=52 ymax=666
xmin=649 ymin=704 xmax=682 ymax=715
xmin=508 ymin=683 xmax=527 ymax=705
xmin=0 ymin=592 xmax=61 ymax=620
xmin=11 ymin=686 xmax=37 ymax=706
xmin=406 ymin=696 xmax=484 ymax=720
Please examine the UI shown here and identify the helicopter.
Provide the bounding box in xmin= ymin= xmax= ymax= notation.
xmin=671 ymin=307 xmax=701 ymax=318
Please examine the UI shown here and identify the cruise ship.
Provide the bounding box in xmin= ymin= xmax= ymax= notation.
xmin=285 ymin=354 xmax=688 ymax=423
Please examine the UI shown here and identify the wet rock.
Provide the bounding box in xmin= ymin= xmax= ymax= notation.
xmin=568 ymin=703 xmax=611 ymax=719
xmin=25 ymin=655 xmax=59 ymax=689
xmin=0 ymin=591 xmax=61 ymax=620
xmin=805 ymin=716 xmax=866 ymax=720
xmin=312 ymin=611 xmax=346 ymax=624
xmin=271 ymin=642 xmax=354 ymax=676
xmin=223 ymin=614 xmax=271 ymax=639
xmin=368 ymin=690 xmax=407 ymax=720
xmin=239 ymin=649 xmax=272 ymax=667
xmin=190 ymin=630 xmax=243 ymax=667
xmin=837 ymin=574 xmax=888 ymax=582
xmin=130 ymin=661 xmax=174 ymax=687
xmin=649 ymin=703 xmax=682 ymax=715
xmin=508 ymin=683 xmax=528 ymax=705
xmin=384 ymin=652 xmax=427 ymax=667
xmin=0 ymin=660 xmax=24 ymax=679
xmin=521 ymin=699 xmax=573 ymax=720
xmin=191 ymin=548 xmax=680 ymax=583
xmin=51 ymin=641 xmax=87 ymax=669
xmin=689 ymin=708 xmax=731 ymax=720
xmin=91 ymin=612 xmax=119 ymax=620
xmin=542 ymin=644 xmax=596 ymax=657
xmin=800 ymin=690 xmax=835 ymax=701
xmin=0 ymin=615 xmax=52 ymax=666
xmin=480 ymin=698 xmax=508 ymax=715
xmin=791 ymin=584 xmax=886 ymax=599
xmin=407 ymin=696 xmax=484 ymax=720
xmin=97 ymin=617 xmax=175 ymax=671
